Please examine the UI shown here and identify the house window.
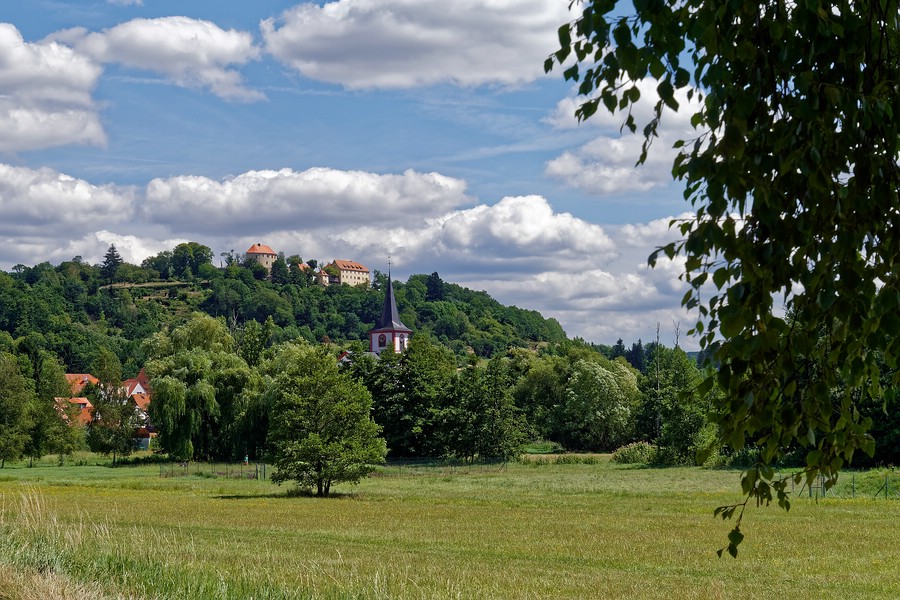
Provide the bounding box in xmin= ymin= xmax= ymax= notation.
xmin=378 ymin=334 xmax=387 ymax=347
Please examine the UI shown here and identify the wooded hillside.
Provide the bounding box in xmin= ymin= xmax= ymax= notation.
xmin=0 ymin=246 xmax=566 ymax=375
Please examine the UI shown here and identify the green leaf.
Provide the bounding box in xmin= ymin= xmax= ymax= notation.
xmin=557 ymin=24 xmax=571 ymax=49
xmin=657 ymin=79 xmax=678 ymax=111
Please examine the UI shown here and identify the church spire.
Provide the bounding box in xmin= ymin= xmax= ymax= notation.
xmin=377 ymin=274 xmax=410 ymax=331
xmin=369 ymin=268 xmax=412 ymax=354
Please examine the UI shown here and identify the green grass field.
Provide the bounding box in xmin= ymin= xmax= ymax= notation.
xmin=1 ymin=456 xmax=899 ymax=599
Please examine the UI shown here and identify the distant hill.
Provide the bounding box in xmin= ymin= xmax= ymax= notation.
xmin=0 ymin=259 xmax=568 ymax=374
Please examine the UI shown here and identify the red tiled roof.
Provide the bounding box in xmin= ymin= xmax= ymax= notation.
xmin=331 ymin=259 xmax=369 ymax=272
xmin=56 ymin=397 xmax=93 ymax=426
xmin=246 ymin=243 xmax=277 ymax=255
xmin=65 ymin=374 xmax=99 ymax=396
xmin=136 ymin=367 xmax=150 ymax=389
xmin=132 ymin=392 xmax=151 ymax=412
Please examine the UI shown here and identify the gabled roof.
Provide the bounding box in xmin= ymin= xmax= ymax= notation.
xmin=371 ymin=278 xmax=412 ymax=333
xmin=331 ymin=259 xmax=369 ymax=272
xmin=65 ymin=374 xmax=99 ymax=396
xmin=123 ymin=379 xmax=145 ymax=396
xmin=246 ymin=243 xmax=277 ymax=255
xmin=123 ymin=368 xmax=150 ymax=397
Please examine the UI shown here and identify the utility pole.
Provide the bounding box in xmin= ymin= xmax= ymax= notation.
xmin=655 ymin=322 xmax=661 ymax=452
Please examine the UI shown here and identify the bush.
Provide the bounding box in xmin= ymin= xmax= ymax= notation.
xmin=111 ymin=452 xmax=171 ymax=467
xmin=703 ymin=445 xmax=759 ymax=468
xmin=521 ymin=440 xmax=564 ymax=454
xmin=612 ymin=441 xmax=656 ymax=464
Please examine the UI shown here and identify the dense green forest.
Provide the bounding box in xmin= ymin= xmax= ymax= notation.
xmin=2 ymin=243 xmax=898 ymax=470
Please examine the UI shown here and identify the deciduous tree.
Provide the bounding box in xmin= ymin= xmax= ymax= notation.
xmin=146 ymin=313 xmax=255 ymax=460
xmin=86 ymin=348 xmax=138 ymax=465
xmin=548 ymin=0 xmax=900 ymax=555
xmin=562 ymin=358 xmax=639 ymax=451
xmin=267 ymin=343 xmax=386 ymax=496
xmin=0 ymin=352 xmax=32 ymax=467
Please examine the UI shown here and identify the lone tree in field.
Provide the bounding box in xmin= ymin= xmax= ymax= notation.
xmin=267 ymin=344 xmax=386 ymax=497
xmin=547 ymin=0 xmax=899 ymax=555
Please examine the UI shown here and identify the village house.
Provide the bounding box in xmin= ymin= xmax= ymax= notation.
xmin=59 ymin=369 xmax=155 ymax=447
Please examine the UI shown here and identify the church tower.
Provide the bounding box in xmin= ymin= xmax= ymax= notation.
xmin=369 ymin=276 xmax=412 ymax=354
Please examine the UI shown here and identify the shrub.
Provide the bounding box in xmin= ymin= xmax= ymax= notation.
xmin=612 ymin=441 xmax=656 ymax=464
xmin=521 ymin=440 xmax=564 ymax=454
xmin=703 ymin=445 xmax=760 ymax=468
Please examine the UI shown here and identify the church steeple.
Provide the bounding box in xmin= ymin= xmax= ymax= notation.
xmin=369 ymin=273 xmax=412 ymax=354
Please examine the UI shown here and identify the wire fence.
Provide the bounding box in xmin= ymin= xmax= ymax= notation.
xmin=159 ymin=461 xmax=269 ymax=480
xmin=156 ymin=458 xmax=508 ymax=481
xmin=777 ymin=470 xmax=900 ymax=500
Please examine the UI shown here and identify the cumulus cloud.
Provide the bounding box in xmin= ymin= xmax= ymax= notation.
xmin=544 ymin=79 xmax=703 ymax=195
xmin=0 ymin=164 xmax=135 ymax=237
xmin=261 ymin=0 xmax=571 ymax=89
xmin=0 ymin=164 xmax=137 ymax=267
xmin=424 ymin=195 xmax=616 ymax=267
xmin=0 ymin=23 xmax=105 ymax=152
xmin=43 ymin=230 xmax=185 ymax=266
xmin=68 ymin=17 xmax=262 ymax=101
xmin=436 ymin=217 xmax=694 ymax=346
xmin=143 ymin=167 xmax=472 ymax=235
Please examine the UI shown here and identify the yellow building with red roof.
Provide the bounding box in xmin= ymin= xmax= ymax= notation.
xmin=324 ymin=259 xmax=370 ymax=287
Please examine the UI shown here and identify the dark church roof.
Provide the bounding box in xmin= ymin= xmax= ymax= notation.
xmin=371 ymin=277 xmax=412 ymax=333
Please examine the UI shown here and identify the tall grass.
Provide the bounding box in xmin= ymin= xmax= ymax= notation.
xmin=1 ymin=460 xmax=899 ymax=598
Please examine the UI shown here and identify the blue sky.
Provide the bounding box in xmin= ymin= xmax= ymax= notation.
xmin=0 ymin=0 xmax=701 ymax=348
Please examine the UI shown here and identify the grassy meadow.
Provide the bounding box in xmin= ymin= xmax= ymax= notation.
xmin=1 ymin=456 xmax=899 ymax=599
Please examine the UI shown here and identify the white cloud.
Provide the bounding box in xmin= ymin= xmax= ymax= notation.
xmin=618 ymin=213 xmax=692 ymax=248
xmin=107 ymin=0 xmax=143 ymax=5
xmin=425 ymin=195 xmax=616 ymax=265
xmin=143 ymin=167 xmax=472 ymax=235
xmin=0 ymin=164 xmax=137 ymax=266
xmin=0 ymin=164 xmax=135 ymax=236
xmin=93 ymin=231 xmax=186 ymax=265
xmin=44 ymin=230 xmax=185 ymax=266
xmin=544 ymin=79 xmax=703 ymax=195
xmin=69 ymin=17 xmax=262 ymax=102
xmin=261 ymin=0 xmax=572 ymax=89
xmin=0 ymin=23 xmax=105 ymax=152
